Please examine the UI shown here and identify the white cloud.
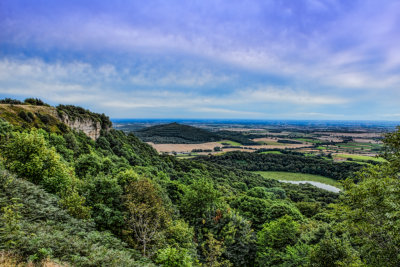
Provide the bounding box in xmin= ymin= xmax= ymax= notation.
xmin=0 ymin=58 xmax=351 ymax=114
xmin=237 ymin=87 xmax=348 ymax=105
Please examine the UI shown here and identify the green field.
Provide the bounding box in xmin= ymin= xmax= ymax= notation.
xmin=334 ymin=154 xmax=386 ymax=163
xmin=253 ymin=171 xmax=341 ymax=187
xmin=218 ymin=140 xmax=242 ymax=146
xmin=259 ymin=151 xmax=283 ymax=154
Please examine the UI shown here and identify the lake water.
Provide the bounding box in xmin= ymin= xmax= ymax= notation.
xmin=279 ymin=180 xmax=341 ymax=193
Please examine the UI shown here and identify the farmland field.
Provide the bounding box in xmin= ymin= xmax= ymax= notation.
xmin=114 ymin=120 xmax=393 ymax=162
xmin=333 ymin=154 xmax=386 ymax=163
xmin=259 ymin=151 xmax=282 ymax=154
xmin=218 ymin=140 xmax=242 ymax=146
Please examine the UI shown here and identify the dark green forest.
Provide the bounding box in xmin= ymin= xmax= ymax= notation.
xmin=196 ymin=151 xmax=364 ymax=180
xmin=1 ymin=101 xmax=400 ymax=266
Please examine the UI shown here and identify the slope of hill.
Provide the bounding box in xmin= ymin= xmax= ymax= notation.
xmin=135 ymin=122 xmax=221 ymax=143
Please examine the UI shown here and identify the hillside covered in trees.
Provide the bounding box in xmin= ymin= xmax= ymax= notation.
xmin=134 ymin=122 xmax=258 ymax=145
xmin=1 ymin=100 xmax=400 ymax=266
xmin=134 ymin=122 xmax=221 ymax=144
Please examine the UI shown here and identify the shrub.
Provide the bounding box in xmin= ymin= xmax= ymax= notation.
xmin=1 ymin=130 xmax=72 ymax=194
xmin=18 ymin=111 xmax=32 ymax=123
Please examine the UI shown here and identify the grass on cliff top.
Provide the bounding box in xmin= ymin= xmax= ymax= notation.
xmin=0 ymin=104 xmax=64 ymax=133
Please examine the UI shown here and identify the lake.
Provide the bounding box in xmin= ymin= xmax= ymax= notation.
xmin=279 ymin=180 xmax=341 ymax=193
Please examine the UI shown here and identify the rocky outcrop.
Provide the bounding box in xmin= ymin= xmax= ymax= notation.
xmin=60 ymin=115 xmax=102 ymax=140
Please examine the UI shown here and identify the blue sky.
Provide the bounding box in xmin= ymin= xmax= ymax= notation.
xmin=1 ymin=0 xmax=400 ymax=120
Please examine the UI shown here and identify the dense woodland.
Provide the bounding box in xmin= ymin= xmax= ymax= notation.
xmin=0 ymin=100 xmax=400 ymax=266
xmin=197 ymin=151 xmax=364 ymax=180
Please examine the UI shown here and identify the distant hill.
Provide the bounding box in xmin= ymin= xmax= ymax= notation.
xmin=135 ymin=122 xmax=221 ymax=144
xmin=134 ymin=122 xmax=261 ymax=145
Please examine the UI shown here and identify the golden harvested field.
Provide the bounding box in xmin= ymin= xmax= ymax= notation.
xmin=148 ymin=139 xmax=310 ymax=154
xmin=253 ymin=137 xmax=311 ymax=148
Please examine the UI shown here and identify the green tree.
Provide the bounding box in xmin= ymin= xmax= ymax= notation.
xmin=155 ymin=247 xmax=193 ymax=267
xmin=201 ymin=208 xmax=256 ymax=266
xmin=83 ymin=174 xmax=124 ymax=230
xmin=2 ymin=130 xmax=72 ymax=194
xmin=180 ymin=178 xmax=220 ymax=223
xmin=230 ymin=195 xmax=270 ymax=229
xmin=309 ymin=232 xmax=363 ymax=267
xmin=327 ymin=126 xmax=400 ymax=266
xmin=201 ymin=233 xmax=232 ymax=267
xmin=123 ymin=178 xmax=170 ymax=256
xmin=256 ymin=215 xmax=300 ymax=266
xmin=0 ymin=118 xmax=12 ymax=142
xmin=74 ymin=152 xmax=103 ymax=178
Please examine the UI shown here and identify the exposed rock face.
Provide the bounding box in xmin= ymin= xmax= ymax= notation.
xmin=60 ymin=115 xmax=101 ymax=140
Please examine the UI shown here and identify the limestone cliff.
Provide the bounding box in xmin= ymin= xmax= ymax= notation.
xmin=0 ymin=103 xmax=111 ymax=140
xmin=60 ymin=115 xmax=102 ymax=140
xmin=56 ymin=104 xmax=112 ymax=140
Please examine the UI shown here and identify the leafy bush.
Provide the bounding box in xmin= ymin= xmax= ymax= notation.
xmin=0 ymin=98 xmax=23 ymax=104
xmin=24 ymin=98 xmax=48 ymax=106
xmin=18 ymin=111 xmax=33 ymax=123
xmin=2 ymin=130 xmax=72 ymax=194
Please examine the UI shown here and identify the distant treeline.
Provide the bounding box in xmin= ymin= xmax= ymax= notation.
xmin=195 ymin=151 xmax=364 ymax=180
xmin=216 ymin=131 xmax=262 ymax=145
xmin=0 ymin=97 xmax=49 ymax=106
xmin=277 ymin=139 xmax=303 ymax=144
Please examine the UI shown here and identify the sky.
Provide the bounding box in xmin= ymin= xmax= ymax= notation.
xmin=1 ymin=0 xmax=400 ymax=120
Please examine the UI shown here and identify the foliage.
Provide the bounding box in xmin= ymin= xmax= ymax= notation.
xmin=155 ymin=246 xmax=193 ymax=267
xmin=180 ymin=178 xmax=221 ymax=223
xmin=199 ymin=151 xmax=363 ymax=180
xmin=1 ymin=130 xmax=72 ymax=194
xmin=0 ymin=198 xmax=24 ymax=250
xmin=256 ymin=215 xmax=300 ymax=266
xmin=24 ymin=98 xmax=49 ymax=106
xmin=309 ymin=232 xmax=363 ymax=267
xmin=123 ymin=178 xmax=170 ymax=256
xmin=0 ymin=98 xmax=23 ymax=104
xmin=0 ymin=118 xmax=13 ymax=142
xmin=0 ymin=168 xmax=151 ymax=266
